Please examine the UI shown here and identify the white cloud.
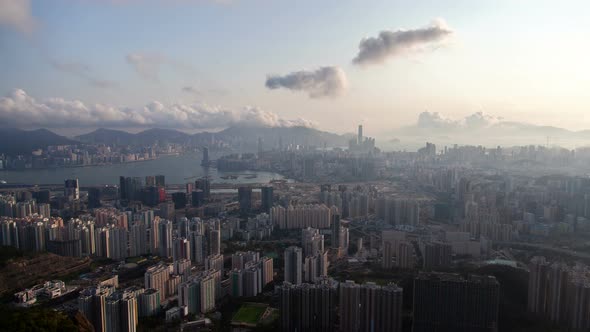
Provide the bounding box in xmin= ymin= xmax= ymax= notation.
xmin=416 ymin=111 xmax=456 ymax=129
xmin=0 ymin=0 xmax=37 ymax=35
xmin=464 ymin=112 xmax=502 ymax=128
xmin=353 ymin=19 xmax=453 ymax=66
xmin=265 ymin=66 xmax=348 ymax=98
xmin=416 ymin=111 xmax=503 ymax=130
xmin=0 ymin=89 xmax=315 ymax=129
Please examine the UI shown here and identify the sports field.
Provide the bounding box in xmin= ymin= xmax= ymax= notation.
xmin=231 ymin=303 xmax=267 ymax=325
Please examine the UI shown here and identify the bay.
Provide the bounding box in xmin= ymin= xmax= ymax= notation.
xmin=0 ymin=153 xmax=286 ymax=186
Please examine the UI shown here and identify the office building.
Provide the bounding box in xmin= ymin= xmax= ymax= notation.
xmin=201 ymin=147 xmax=209 ymax=166
xmin=261 ymin=186 xmax=273 ymax=212
xmin=155 ymin=175 xmax=165 ymax=187
xmin=88 ymin=187 xmax=102 ymax=208
xmin=171 ymin=192 xmax=187 ymax=209
xmin=238 ymin=187 xmax=252 ymax=214
xmin=195 ymin=178 xmax=210 ymax=199
xmin=64 ymin=178 xmax=80 ymax=201
xmin=192 ymin=190 xmax=205 ymax=207
xmin=119 ymin=176 xmax=143 ymax=201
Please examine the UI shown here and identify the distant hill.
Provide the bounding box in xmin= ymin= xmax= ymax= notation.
xmin=77 ymin=126 xmax=350 ymax=150
xmin=75 ymin=128 xmax=135 ymax=145
xmin=210 ymin=126 xmax=351 ymax=150
xmin=76 ymin=128 xmax=192 ymax=145
xmin=0 ymin=126 xmax=351 ymax=155
xmin=0 ymin=128 xmax=77 ymax=155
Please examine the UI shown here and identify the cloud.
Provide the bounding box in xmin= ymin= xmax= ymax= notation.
xmin=50 ymin=60 xmax=116 ymax=88
xmin=265 ymin=66 xmax=347 ymax=98
xmin=416 ymin=111 xmax=456 ymax=129
xmin=0 ymin=89 xmax=315 ymax=129
xmin=353 ymin=19 xmax=453 ymax=66
xmin=0 ymin=0 xmax=37 ymax=35
xmin=415 ymin=111 xmax=503 ymax=131
xmin=464 ymin=112 xmax=502 ymax=128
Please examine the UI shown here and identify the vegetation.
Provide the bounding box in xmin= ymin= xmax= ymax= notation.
xmin=231 ymin=303 xmax=267 ymax=325
xmin=0 ymin=246 xmax=36 ymax=268
xmin=0 ymin=305 xmax=77 ymax=332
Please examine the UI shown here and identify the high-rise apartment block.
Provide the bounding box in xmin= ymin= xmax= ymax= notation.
xmin=412 ymin=272 xmax=499 ymax=332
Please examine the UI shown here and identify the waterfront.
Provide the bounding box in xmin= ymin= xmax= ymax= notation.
xmin=0 ymin=153 xmax=286 ymax=186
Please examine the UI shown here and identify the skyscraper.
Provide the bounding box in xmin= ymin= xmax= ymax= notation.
xmin=138 ymin=288 xmax=160 ymax=317
xmin=171 ymin=192 xmax=187 ymax=209
xmin=145 ymin=263 xmax=170 ymax=300
xmin=78 ymin=285 xmax=115 ymax=332
xmin=261 ymin=186 xmax=273 ymax=212
xmin=338 ymin=280 xmax=404 ymax=332
xmin=158 ymin=220 xmax=172 ymax=258
xmin=195 ymin=178 xmax=210 ymax=199
xmin=173 ymin=237 xmax=191 ymax=262
xmin=155 ymin=175 xmax=165 ymax=187
xmin=301 ymin=227 xmax=324 ymax=257
xmin=331 ymin=213 xmax=341 ymax=249
xmin=88 ymin=187 xmax=102 ymax=208
xmin=260 ymin=256 xmax=274 ymax=287
xmin=105 ymin=290 xmax=138 ymax=332
xmin=284 ymin=246 xmax=302 ymax=285
xmin=209 ymin=229 xmax=221 ymax=256
xmin=64 ymin=178 xmax=80 ymax=201
xmin=358 ymin=124 xmax=363 ymax=144
xmin=201 ymin=147 xmax=209 ymax=166
xmin=422 ymin=241 xmax=452 ymax=270
xmin=412 ymin=272 xmax=500 ymax=332
xmin=278 ymin=277 xmax=339 ymax=332
xmin=238 ymin=186 xmax=252 ymax=215
xmin=191 ymin=190 xmax=205 ymax=207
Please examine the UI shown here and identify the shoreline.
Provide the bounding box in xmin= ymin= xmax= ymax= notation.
xmin=0 ymin=153 xmax=181 ymax=172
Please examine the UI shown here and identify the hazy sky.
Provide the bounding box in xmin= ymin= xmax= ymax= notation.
xmin=0 ymin=0 xmax=589 ymax=136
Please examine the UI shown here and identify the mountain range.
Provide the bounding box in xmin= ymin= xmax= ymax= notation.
xmin=0 ymin=126 xmax=351 ymax=155
xmin=0 ymin=128 xmax=78 ymax=155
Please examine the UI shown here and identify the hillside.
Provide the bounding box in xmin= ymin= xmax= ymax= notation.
xmin=0 ymin=128 xmax=78 ymax=155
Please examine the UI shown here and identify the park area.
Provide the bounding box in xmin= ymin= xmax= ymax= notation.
xmin=230 ymin=303 xmax=269 ymax=327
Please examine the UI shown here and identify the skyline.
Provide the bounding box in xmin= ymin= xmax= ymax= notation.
xmin=1 ymin=0 xmax=589 ymax=136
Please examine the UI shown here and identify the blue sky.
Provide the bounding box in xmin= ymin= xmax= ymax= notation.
xmin=0 ymin=0 xmax=589 ymax=135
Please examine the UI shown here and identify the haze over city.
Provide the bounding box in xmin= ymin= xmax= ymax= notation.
xmin=2 ymin=2 xmax=590 ymax=332
xmin=1 ymin=0 xmax=589 ymax=141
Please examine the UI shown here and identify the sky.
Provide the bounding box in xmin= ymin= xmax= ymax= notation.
xmin=0 ymin=0 xmax=589 ymax=137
